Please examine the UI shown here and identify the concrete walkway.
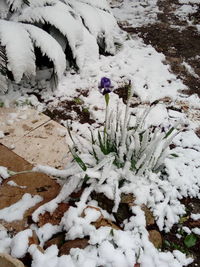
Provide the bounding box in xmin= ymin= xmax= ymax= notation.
xmin=0 ymin=107 xmax=70 ymax=168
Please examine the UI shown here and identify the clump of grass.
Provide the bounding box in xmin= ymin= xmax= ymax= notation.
xmin=68 ymin=78 xmax=181 ymax=211
xmin=70 ymin=79 xmax=180 ymax=176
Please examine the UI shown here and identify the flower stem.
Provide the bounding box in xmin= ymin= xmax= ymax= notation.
xmin=104 ymin=93 xmax=110 ymax=146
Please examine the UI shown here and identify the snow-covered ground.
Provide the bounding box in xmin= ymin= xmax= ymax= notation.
xmin=111 ymin=0 xmax=159 ymax=27
xmin=0 ymin=1 xmax=200 ymax=267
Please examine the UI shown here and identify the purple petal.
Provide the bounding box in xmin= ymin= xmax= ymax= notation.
xmin=100 ymin=77 xmax=111 ymax=89
xmin=102 ymin=88 xmax=111 ymax=95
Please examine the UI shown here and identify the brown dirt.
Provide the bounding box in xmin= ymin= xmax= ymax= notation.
xmin=44 ymin=98 xmax=95 ymax=125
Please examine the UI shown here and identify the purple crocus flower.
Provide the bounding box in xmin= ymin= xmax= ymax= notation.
xmin=98 ymin=77 xmax=113 ymax=95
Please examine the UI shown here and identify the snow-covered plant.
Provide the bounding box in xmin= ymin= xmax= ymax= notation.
xmin=71 ymin=79 xmax=179 ymax=174
xmin=66 ymin=78 xmax=181 ymax=211
xmin=0 ymin=0 xmax=119 ymax=90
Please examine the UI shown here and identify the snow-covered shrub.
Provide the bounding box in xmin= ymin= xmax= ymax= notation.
xmin=0 ymin=0 xmax=119 ymax=89
xmin=67 ymin=78 xmax=180 ymax=212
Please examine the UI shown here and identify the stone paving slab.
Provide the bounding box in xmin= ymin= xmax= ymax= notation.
xmin=0 ymin=108 xmax=50 ymax=144
xmin=0 ymin=108 xmax=70 ymax=168
xmin=0 ymin=144 xmax=60 ymax=232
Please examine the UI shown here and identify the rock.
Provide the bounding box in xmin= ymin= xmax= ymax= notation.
xmin=38 ymin=203 xmax=70 ymax=227
xmin=148 ymin=230 xmax=162 ymax=248
xmin=82 ymin=206 xmax=103 ymax=223
xmin=121 ymin=193 xmax=135 ymax=204
xmin=141 ymin=205 xmax=155 ymax=226
xmin=59 ymin=238 xmax=89 ymax=256
xmin=0 ymin=144 xmax=32 ymax=172
xmin=121 ymin=194 xmax=155 ymax=226
xmin=0 ymin=144 xmax=60 ymax=232
xmin=28 ymin=230 xmax=39 ymax=246
xmin=44 ymin=233 xmax=65 ymax=249
xmin=114 ymin=203 xmax=130 ymax=224
xmin=93 ymin=218 xmax=121 ymax=230
xmin=0 ymin=253 xmax=24 ymax=267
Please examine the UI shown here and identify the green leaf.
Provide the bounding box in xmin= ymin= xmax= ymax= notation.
xmin=74 ymin=97 xmax=84 ymax=105
xmin=130 ymin=158 xmax=136 ymax=170
xmin=110 ymin=229 xmax=114 ymax=236
xmin=164 ymin=127 xmax=174 ymax=139
xmin=163 ymin=240 xmax=171 ymax=248
xmin=184 ymin=234 xmax=198 ymax=248
xmin=98 ymin=130 xmax=106 ymax=154
xmin=69 ymin=147 xmax=87 ymax=171
xmin=89 ymin=129 xmax=99 ymax=163
xmin=170 ymin=153 xmax=179 ymax=158
xmin=83 ymin=174 xmax=90 ymax=183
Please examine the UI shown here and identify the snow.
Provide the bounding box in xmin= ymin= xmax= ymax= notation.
xmin=173 ymin=250 xmax=193 ymax=266
xmin=0 ymin=224 xmax=11 ymax=254
xmin=192 ymin=228 xmax=200 ymax=235
xmin=17 ymin=0 xmax=117 ymax=70
xmin=182 ymin=227 xmax=191 ymax=234
xmin=0 ymin=20 xmax=36 ymax=83
xmin=29 ymin=206 xmax=194 ymax=267
xmin=11 ymin=229 xmax=33 ymax=258
xmin=0 ymin=166 xmax=10 ymax=179
xmin=182 ymin=62 xmax=199 ymax=79
xmin=191 ymin=213 xmax=200 ymax=220
xmin=0 ymin=130 xmax=4 ymax=138
xmin=0 ymin=193 xmax=43 ymax=222
xmin=35 ymin=223 xmax=62 ymax=247
xmin=0 ymin=0 xmax=9 ymax=19
xmin=23 ymin=24 xmax=66 ymax=80
xmin=175 ymin=4 xmax=198 ymax=20
xmin=112 ymin=0 xmax=159 ymax=27
xmin=7 ymin=180 xmax=27 ymax=188
xmin=0 ymin=0 xmax=200 ymax=266
xmin=51 ymin=38 xmax=186 ymax=105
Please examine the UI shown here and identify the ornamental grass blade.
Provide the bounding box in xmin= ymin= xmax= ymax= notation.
xmin=69 ymin=147 xmax=87 ymax=171
xmin=89 ymin=129 xmax=98 ymax=162
xmin=98 ymin=130 xmax=106 ymax=154
xmin=164 ymin=127 xmax=175 ymax=139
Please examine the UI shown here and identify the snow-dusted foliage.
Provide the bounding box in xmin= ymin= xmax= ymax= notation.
xmin=0 ymin=0 xmax=119 ymax=88
xmin=34 ymin=82 xmax=184 ymax=228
